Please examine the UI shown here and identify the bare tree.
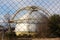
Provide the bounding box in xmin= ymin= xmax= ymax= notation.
xmin=4 ymin=13 xmax=11 ymax=33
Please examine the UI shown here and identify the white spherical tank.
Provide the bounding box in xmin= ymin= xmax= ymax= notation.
xmin=14 ymin=6 xmax=49 ymax=36
xmin=15 ymin=12 xmax=46 ymax=36
xmin=15 ymin=23 xmax=37 ymax=32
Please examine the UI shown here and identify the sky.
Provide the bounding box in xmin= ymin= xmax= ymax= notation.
xmin=0 ymin=0 xmax=60 ymax=22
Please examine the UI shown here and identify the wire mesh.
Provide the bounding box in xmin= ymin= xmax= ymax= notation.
xmin=0 ymin=0 xmax=60 ymax=40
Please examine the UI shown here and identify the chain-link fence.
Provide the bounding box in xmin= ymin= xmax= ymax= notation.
xmin=0 ymin=0 xmax=60 ymax=40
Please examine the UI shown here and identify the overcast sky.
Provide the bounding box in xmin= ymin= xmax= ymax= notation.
xmin=0 ymin=0 xmax=60 ymax=22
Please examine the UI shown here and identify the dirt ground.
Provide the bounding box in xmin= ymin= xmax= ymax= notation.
xmin=16 ymin=38 xmax=60 ymax=40
xmin=32 ymin=38 xmax=60 ymax=40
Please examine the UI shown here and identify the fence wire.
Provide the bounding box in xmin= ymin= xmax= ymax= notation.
xmin=0 ymin=0 xmax=60 ymax=40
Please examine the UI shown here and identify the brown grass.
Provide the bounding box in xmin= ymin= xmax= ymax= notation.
xmin=32 ymin=38 xmax=60 ymax=40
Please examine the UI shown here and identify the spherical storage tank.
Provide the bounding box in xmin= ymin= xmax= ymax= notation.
xmin=12 ymin=6 xmax=50 ymax=36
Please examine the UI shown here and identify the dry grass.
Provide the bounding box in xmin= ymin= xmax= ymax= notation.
xmin=13 ymin=38 xmax=60 ymax=40
xmin=32 ymin=38 xmax=60 ymax=40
